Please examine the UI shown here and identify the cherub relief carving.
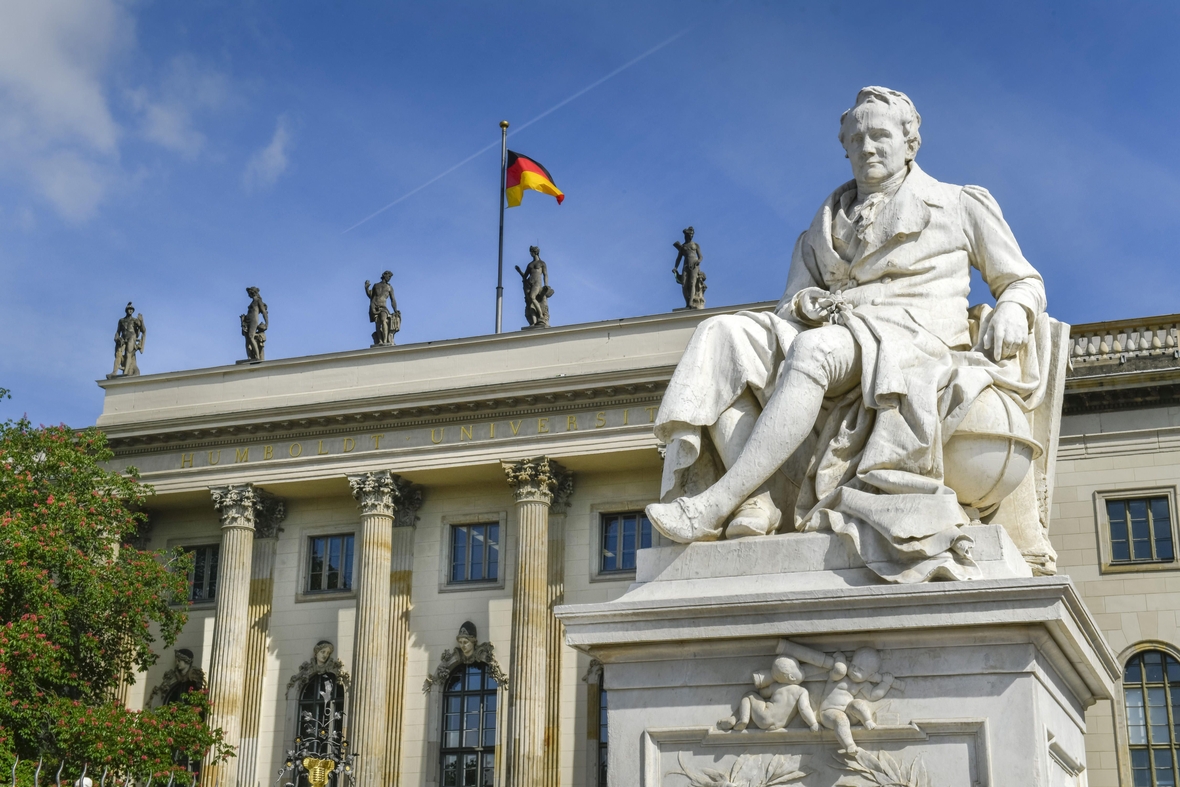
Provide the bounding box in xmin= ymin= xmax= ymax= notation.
xmin=716 ymin=639 xmax=905 ymax=755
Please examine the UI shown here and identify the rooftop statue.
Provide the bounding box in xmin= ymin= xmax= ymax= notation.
xmin=647 ymin=86 xmax=1059 ymax=583
xmin=240 ymin=286 xmax=268 ymax=361
xmin=672 ymin=226 xmax=707 ymax=309
xmin=515 ymin=245 xmax=554 ymax=329
xmin=365 ymin=270 xmax=401 ymax=347
xmin=108 ymin=302 xmax=145 ymax=378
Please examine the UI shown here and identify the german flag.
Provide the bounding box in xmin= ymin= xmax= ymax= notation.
xmin=505 ymin=150 xmax=564 ymax=207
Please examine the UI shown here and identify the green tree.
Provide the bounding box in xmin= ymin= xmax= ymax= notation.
xmin=0 ymin=418 xmax=230 ymax=782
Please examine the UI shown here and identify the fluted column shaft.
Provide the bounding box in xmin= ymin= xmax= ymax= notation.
xmin=503 ymin=458 xmax=571 ymax=787
xmin=204 ymin=485 xmax=261 ymax=787
xmin=237 ymin=532 xmax=279 ymax=787
xmin=382 ymin=520 xmax=416 ymax=785
xmin=543 ymin=508 xmax=567 ymax=787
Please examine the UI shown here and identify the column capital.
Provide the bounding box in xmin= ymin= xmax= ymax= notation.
xmin=209 ymin=484 xmax=286 ymax=536
xmin=348 ymin=470 xmax=423 ymax=523
xmin=502 ymin=456 xmax=572 ymax=507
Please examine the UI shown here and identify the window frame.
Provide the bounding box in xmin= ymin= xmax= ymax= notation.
xmin=1095 ymin=488 xmax=1180 ymax=574
xmin=294 ymin=525 xmax=359 ymax=603
xmin=589 ymin=501 xmax=661 ymax=582
xmin=1118 ymin=644 xmax=1180 ymax=787
xmin=439 ymin=662 xmax=500 ymax=787
xmin=438 ymin=512 xmax=508 ymax=593
xmin=305 ymin=533 xmax=356 ymax=594
xmin=167 ymin=537 xmax=221 ymax=610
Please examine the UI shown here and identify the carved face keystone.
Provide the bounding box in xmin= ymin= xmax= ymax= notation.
xmin=456 ymin=635 xmax=475 ymax=659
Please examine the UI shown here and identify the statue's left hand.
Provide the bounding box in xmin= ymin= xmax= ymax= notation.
xmin=982 ymin=301 xmax=1029 ymax=361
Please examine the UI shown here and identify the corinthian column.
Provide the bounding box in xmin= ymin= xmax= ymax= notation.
xmin=544 ymin=478 xmax=573 ymax=787
xmin=347 ymin=471 xmax=417 ymax=787
xmin=502 ymin=457 xmax=572 ymax=787
xmin=204 ymin=484 xmax=268 ymax=787
xmin=237 ymin=495 xmax=286 ymax=787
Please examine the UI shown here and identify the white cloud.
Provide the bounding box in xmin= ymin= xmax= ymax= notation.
xmin=0 ymin=0 xmax=129 ymax=220
xmin=127 ymin=55 xmax=230 ymax=158
xmin=243 ymin=116 xmax=293 ymax=192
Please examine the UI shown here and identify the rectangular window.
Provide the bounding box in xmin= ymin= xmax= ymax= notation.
xmin=450 ymin=523 xmax=499 ymax=584
xmin=600 ymin=512 xmax=652 ymax=573
xmin=1107 ymin=497 xmax=1175 ymax=565
xmin=186 ymin=544 xmax=219 ymax=602
xmin=307 ymin=534 xmax=355 ymax=592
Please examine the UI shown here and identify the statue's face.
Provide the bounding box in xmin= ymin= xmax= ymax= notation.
xmin=176 ymin=653 xmax=192 ymax=672
xmin=457 ymin=635 xmax=475 ymax=658
xmin=314 ymin=643 xmax=334 ymax=664
xmin=684 ymin=229 xmax=694 ymax=241
xmin=842 ymin=102 xmax=911 ymax=185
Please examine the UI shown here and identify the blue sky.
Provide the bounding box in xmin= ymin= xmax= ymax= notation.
xmin=1 ymin=1 xmax=1177 ymax=427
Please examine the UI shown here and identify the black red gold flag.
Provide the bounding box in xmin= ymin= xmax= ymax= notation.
xmin=505 ymin=150 xmax=564 ymax=207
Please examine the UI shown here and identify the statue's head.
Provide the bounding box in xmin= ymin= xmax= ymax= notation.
xmin=848 ymin=647 xmax=881 ymax=682
xmin=456 ymin=621 xmax=477 ymax=658
xmin=313 ymin=640 xmax=334 ymax=665
xmin=124 ymin=302 xmax=135 ymax=316
xmin=381 ymin=270 xmax=393 ymax=282
xmin=683 ymin=226 xmax=694 ymax=240
xmin=770 ymin=655 xmax=803 ymax=685
xmin=529 ymin=245 xmax=540 ymax=258
xmin=175 ymin=648 xmax=194 ymax=672
xmin=838 ymin=87 xmax=921 ymax=186
xmin=246 ymin=286 xmax=260 ymax=298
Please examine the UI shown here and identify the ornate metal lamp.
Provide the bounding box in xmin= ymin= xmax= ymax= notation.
xmin=274 ymin=676 xmax=355 ymax=787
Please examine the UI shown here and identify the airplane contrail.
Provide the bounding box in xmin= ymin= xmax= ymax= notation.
xmin=343 ymin=24 xmax=695 ymax=234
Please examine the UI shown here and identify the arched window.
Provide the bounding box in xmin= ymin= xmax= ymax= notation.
xmin=1124 ymin=649 xmax=1180 ymax=786
xmin=441 ymin=663 xmax=498 ymax=787
xmin=296 ymin=673 xmax=346 ymax=787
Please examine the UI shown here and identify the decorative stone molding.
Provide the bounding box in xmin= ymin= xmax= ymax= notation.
xmin=393 ymin=481 xmax=425 ymax=528
xmin=549 ymin=470 xmax=576 ymax=515
xmin=1071 ymin=318 xmax=1180 ymax=364
xmin=581 ymin=658 xmax=603 ymax=684
xmin=148 ymin=648 xmax=206 ymax=706
xmin=209 ymin=483 xmax=286 ymax=536
xmin=347 ymin=470 xmax=423 ymax=523
xmin=422 ymin=622 xmax=509 ymax=693
xmin=502 ymin=457 xmax=570 ymax=506
xmin=285 ymin=640 xmax=351 ymax=696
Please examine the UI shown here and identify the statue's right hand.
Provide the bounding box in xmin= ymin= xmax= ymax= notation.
xmin=364 ymin=280 xmax=371 ymax=287
xmin=795 ymin=287 xmax=836 ymax=324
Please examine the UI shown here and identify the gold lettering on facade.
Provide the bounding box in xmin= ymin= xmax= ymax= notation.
xmin=490 ymin=423 xmax=496 ymax=438
xmin=180 ymin=453 xmax=194 ymax=468
xmin=208 ymin=450 xmax=221 ymax=466
xmin=646 ymin=406 xmax=657 ymax=422
xmin=623 ymin=409 xmax=629 ymax=425
xmin=343 ymin=437 xmax=355 ymax=453
xmin=289 ymin=443 xmax=303 ymax=458
xmin=264 ymin=445 xmax=274 ymax=460
xmin=317 ymin=440 xmax=329 ymax=456
xmin=595 ymin=411 xmax=607 ymax=428
xmin=538 ymin=418 xmax=550 ymax=434
xmin=372 ymin=434 xmax=384 ymax=450
xmin=460 ymin=425 xmax=473 ymax=441
xmin=510 ymin=420 xmax=522 ymax=435
xmin=431 ymin=428 xmax=444 ymax=444
xmin=235 ymin=447 xmax=249 ymax=463
xmin=566 ymin=415 xmax=578 ymax=431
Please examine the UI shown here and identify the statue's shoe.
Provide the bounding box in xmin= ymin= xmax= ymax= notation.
xmin=725 ymin=494 xmax=782 ymax=539
xmin=645 ymin=498 xmax=723 ymax=543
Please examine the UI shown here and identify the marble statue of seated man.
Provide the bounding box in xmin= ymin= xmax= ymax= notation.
xmin=647 ymin=86 xmax=1051 ymax=583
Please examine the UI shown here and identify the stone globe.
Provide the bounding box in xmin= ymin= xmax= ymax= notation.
xmin=942 ymin=386 xmax=1042 ymax=511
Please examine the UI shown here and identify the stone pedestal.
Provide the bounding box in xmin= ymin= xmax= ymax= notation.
xmin=556 ymin=526 xmax=1119 ymax=787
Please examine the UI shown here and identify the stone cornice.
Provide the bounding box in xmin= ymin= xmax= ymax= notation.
xmin=105 ymin=372 xmax=668 ymax=456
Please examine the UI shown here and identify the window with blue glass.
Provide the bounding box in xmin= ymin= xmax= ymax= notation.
xmin=185 ymin=544 xmax=219 ymax=601
xmin=1108 ymin=497 xmax=1175 ymax=565
xmin=450 ymin=523 xmax=499 ymax=584
xmin=307 ymin=534 xmax=355 ymax=592
xmin=440 ymin=663 xmax=498 ymax=787
xmin=1124 ymin=650 xmax=1180 ymax=786
xmin=600 ymin=512 xmax=652 ymax=573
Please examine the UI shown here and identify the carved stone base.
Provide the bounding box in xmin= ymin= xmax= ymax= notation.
xmin=556 ymin=530 xmax=1119 ymax=787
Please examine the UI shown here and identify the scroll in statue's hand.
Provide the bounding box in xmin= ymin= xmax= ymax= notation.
xmin=982 ymin=301 xmax=1030 ymax=362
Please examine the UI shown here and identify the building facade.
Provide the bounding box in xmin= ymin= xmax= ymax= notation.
xmin=99 ymin=305 xmax=1180 ymax=787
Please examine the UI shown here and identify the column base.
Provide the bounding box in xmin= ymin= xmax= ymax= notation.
xmin=556 ymin=527 xmax=1120 ymax=787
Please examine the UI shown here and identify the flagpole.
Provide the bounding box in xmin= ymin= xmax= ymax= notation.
xmin=495 ymin=120 xmax=509 ymax=334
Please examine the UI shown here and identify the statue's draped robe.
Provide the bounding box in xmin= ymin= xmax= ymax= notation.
xmin=655 ymin=164 xmax=1050 ymax=583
